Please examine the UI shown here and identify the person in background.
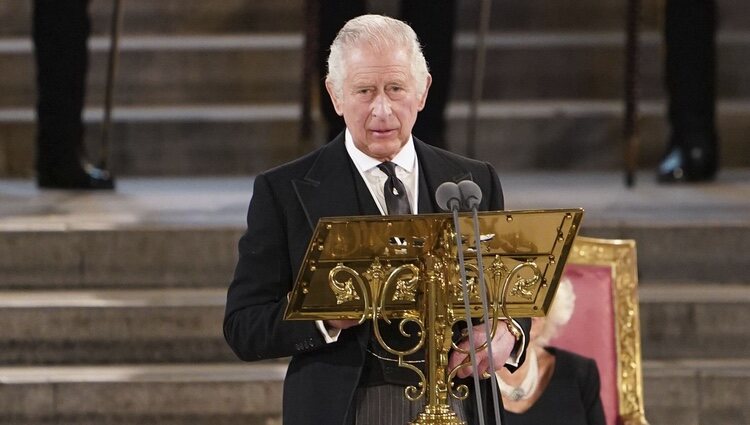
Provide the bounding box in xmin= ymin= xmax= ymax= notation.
xmin=224 ymin=14 xmax=530 ymax=425
xmin=33 ymin=0 xmax=114 ymax=189
xmin=498 ymin=278 xmax=606 ymax=425
xmin=317 ymin=0 xmax=456 ymax=149
xmin=657 ymin=0 xmax=718 ymax=183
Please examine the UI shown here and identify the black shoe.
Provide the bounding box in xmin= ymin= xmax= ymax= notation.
xmin=38 ymin=162 xmax=115 ymax=190
xmin=657 ymin=145 xmax=717 ymax=183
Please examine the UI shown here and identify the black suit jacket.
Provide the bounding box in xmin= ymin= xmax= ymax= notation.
xmin=224 ymin=134 xmax=528 ymax=425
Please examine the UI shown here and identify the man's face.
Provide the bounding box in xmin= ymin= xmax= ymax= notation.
xmin=326 ymin=45 xmax=431 ymax=161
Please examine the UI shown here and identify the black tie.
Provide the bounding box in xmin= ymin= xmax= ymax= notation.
xmin=377 ymin=161 xmax=411 ymax=215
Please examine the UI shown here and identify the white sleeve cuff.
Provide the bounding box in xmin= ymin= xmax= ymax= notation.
xmin=505 ymin=318 xmax=526 ymax=368
xmin=315 ymin=320 xmax=342 ymax=343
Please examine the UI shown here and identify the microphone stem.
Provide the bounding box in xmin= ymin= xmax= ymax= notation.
xmin=471 ymin=207 xmax=503 ymax=425
xmin=452 ymin=208 xmax=487 ymax=425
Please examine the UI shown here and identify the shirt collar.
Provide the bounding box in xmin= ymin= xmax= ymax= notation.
xmin=344 ymin=128 xmax=416 ymax=174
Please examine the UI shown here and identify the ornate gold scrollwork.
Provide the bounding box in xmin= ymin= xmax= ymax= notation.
xmin=404 ymin=373 xmax=427 ymax=402
xmin=445 ymin=314 xmax=501 ymax=401
xmin=328 ymin=263 xmax=361 ymax=305
xmin=391 ymin=264 xmax=420 ymax=302
xmin=445 ymin=323 xmax=478 ymax=401
xmin=372 ymin=312 xmax=428 ymax=402
xmin=363 ymin=257 xmax=388 ymax=288
xmin=444 ymin=257 xmax=501 ymax=401
xmin=500 ymin=262 xmax=541 ymax=340
xmin=328 ymin=263 xmax=369 ymax=324
xmin=453 ymin=263 xmax=482 ymax=303
xmin=371 ymin=263 xmax=427 ymax=402
xmin=447 ymin=377 xmax=470 ymax=401
xmin=488 ymin=256 xmax=508 ymax=314
xmin=508 ymin=262 xmax=541 ymax=300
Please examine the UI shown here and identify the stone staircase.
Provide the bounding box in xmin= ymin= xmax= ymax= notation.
xmin=1 ymin=0 xmax=749 ymax=176
xmin=1 ymin=0 xmax=749 ymax=424
xmin=1 ymin=172 xmax=750 ymax=424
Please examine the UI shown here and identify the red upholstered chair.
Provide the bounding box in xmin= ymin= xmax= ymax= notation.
xmin=550 ymin=237 xmax=649 ymax=425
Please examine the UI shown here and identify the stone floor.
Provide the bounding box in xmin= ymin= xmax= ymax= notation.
xmin=1 ymin=169 xmax=749 ymax=230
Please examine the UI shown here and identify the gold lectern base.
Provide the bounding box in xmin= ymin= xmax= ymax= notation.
xmin=410 ymin=405 xmax=465 ymax=425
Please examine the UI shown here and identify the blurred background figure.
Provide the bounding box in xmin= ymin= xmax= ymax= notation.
xmin=497 ymin=278 xmax=606 ymax=425
xmin=317 ymin=0 xmax=455 ymax=149
xmin=657 ymin=0 xmax=718 ymax=183
xmin=33 ymin=0 xmax=114 ymax=189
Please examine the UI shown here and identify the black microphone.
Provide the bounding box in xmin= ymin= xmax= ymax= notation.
xmin=435 ymin=181 xmax=462 ymax=212
xmin=457 ymin=180 xmax=482 ymax=211
xmin=459 ymin=179 xmax=504 ymax=424
xmin=438 ymin=180 xmax=488 ymax=421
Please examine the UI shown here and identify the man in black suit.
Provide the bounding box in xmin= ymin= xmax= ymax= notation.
xmin=33 ymin=0 xmax=114 ymax=189
xmin=224 ymin=15 xmax=529 ymax=425
xmin=657 ymin=0 xmax=718 ymax=183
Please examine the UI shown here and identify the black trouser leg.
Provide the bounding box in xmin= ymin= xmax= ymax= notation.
xmin=665 ymin=0 xmax=717 ymax=149
xmin=33 ymin=0 xmax=91 ymax=176
xmin=33 ymin=0 xmax=90 ymax=173
xmin=33 ymin=0 xmax=112 ymax=189
xmin=318 ymin=0 xmax=366 ymax=142
xmin=401 ymin=0 xmax=456 ymax=150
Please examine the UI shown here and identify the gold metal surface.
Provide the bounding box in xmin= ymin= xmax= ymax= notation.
xmin=568 ymin=237 xmax=649 ymax=425
xmin=285 ymin=209 xmax=584 ymax=424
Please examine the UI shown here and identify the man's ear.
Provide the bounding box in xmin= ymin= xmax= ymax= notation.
xmin=417 ymin=73 xmax=433 ymax=111
xmin=325 ymin=80 xmax=344 ymax=116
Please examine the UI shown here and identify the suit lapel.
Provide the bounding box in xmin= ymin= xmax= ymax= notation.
xmin=292 ymin=135 xmax=378 ymax=230
xmin=417 ymin=170 xmax=434 ymax=214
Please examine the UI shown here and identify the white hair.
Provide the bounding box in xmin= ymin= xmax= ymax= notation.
xmin=325 ymin=14 xmax=430 ymax=101
xmin=535 ymin=277 xmax=576 ymax=347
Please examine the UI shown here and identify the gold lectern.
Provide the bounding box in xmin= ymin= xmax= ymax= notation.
xmin=285 ymin=209 xmax=584 ymax=425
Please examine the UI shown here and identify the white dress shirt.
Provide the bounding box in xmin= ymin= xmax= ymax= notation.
xmin=344 ymin=129 xmax=419 ymax=215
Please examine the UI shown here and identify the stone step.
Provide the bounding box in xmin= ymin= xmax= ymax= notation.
xmin=0 ymin=363 xmax=286 ymax=425
xmin=0 ymin=35 xmax=302 ymax=107
xmin=1 ymin=0 xmax=748 ymax=36
xmin=0 ymin=0 xmax=302 ymax=36
xmin=0 ymin=227 xmax=242 ymax=289
xmin=2 ymin=100 xmax=750 ymax=178
xmin=450 ymin=31 xmax=749 ymax=102
xmin=0 ymin=289 xmax=234 ymax=365
xmin=464 ymin=0 xmax=750 ymax=32
xmin=4 ymin=218 xmax=750 ymax=287
xmin=639 ymin=284 xmax=750 ymax=360
xmin=642 ymin=359 xmax=750 ymax=425
xmin=581 ymin=223 xmax=750 ymax=284
xmin=0 ymin=360 xmax=747 ymax=424
xmin=2 ymin=32 xmax=749 ymax=107
xmin=0 ymin=284 xmax=747 ymax=365
xmin=1 ymin=174 xmax=749 ymax=289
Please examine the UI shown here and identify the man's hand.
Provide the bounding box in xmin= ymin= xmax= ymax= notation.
xmin=324 ymin=319 xmax=360 ymax=330
xmin=448 ymin=323 xmax=517 ymax=379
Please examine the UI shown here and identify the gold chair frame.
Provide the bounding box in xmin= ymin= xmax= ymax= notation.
xmin=567 ymin=236 xmax=649 ymax=425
